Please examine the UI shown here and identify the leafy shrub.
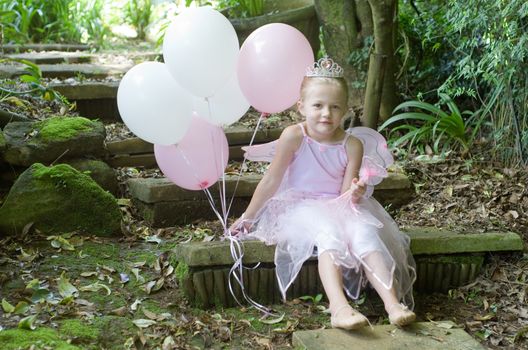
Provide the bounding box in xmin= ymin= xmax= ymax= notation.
xmin=124 ymin=0 xmax=152 ymax=40
xmin=379 ymin=93 xmax=476 ymax=154
xmin=0 ymin=0 xmax=106 ymax=44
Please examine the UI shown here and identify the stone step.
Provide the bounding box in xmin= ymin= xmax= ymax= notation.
xmin=105 ymin=127 xmax=283 ymax=166
xmin=292 ymin=321 xmax=485 ymax=350
xmin=1 ymin=43 xmax=92 ymax=53
xmin=106 ymin=144 xmax=248 ymax=167
xmin=172 ymin=230 xmax=522 ymax=307
xmin=175 ymin=230 xmax=523 ymax=267
xmin=0 ymin=63 xmax=132 ymax=80
xmin=129 ymin=171 xmax=413 ymax=227
xmin=5 ymin=51 xmax=93 ymax=64
xmin=51 ymin=81 xmax=119 ymax=100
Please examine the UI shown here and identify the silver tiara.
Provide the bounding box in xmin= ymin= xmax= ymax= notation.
xmin=306 ymin=57 xmax=344 ymax=78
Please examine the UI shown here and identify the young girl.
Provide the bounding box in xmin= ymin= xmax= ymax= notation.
xmin=231 ymin=57 xmax=416 ymax=329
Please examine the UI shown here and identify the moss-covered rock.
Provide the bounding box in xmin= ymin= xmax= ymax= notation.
xmin=0 ymin=163 xmax=121 ymax=236
xmin=66 ymin=158 xmax=118 ymax=195
xmin=0 ymin=128 xmax=6 ymax=153
xmin=0 ymin=327 xmax=81 ymax=350
xmin=2 ymin=116 xmax=105 ymax=166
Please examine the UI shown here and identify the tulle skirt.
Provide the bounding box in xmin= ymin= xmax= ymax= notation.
xmin=246 ymin=189 xmax=416 ymax=309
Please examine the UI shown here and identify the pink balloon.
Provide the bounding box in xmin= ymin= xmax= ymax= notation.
xmin=154 ymin=115 xmax=229 ymax=190
xmin=237 ymin=23 xmax=314 ymax=113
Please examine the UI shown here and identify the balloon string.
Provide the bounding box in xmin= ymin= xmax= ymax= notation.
xmin=221 ymin=111 xmax=276 ymax=316
xmin=224 ymin=233 xmax=275 ymax=316
xmin=225 ymin=112 xmax=265 ymax=217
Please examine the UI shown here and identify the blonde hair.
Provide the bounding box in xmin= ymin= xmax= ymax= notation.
xmin=299 ymin=76 xmax=349 ymax=104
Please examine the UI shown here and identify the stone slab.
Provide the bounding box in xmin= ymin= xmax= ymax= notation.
xmin=134 ymin=197 xmax=251 ymax=227
xmin=51 ymin=82 xmax=119 ymax=100
xmin=0 ymin=63 xmax=132 ymax=79
xmin=128 ymin=172 xmax=409 ymax=203
xmin=406 ymin=227 xmax=524 ymax=255
xmin=292 ymin=321 xmax=485 ymax=350
xmin=106 ymin=127 xmax=282 ymax=155
xmin=175 ymin=230 xmax=522 ymax=267
xmin=129 ymin=174 xmax=262 ymax=202
xmin=6 ymin=51 xmax=92 ymax=64
xmin=1 ymin=44 xmax=91 ymax=53
xmin=106 ymin=145 xmax=247 ymax=168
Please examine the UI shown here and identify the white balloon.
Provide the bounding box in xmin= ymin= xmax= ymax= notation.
xmin=163 ymin=6 xmax=239 ymax=98
xmin=194 ymin=74 xmax=250 ymax=126
xmin=117 ymin=62 xmax=193 ymax=145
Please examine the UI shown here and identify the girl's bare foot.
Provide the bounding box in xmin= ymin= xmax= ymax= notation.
xmin=330 ymin=304 xmax=369 ymax=330
xmin=387 ymin=303 xmax=416 ymax=327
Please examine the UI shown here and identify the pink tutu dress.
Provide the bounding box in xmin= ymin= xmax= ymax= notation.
xmin=242 ymin=124 xmax=416 ymax=309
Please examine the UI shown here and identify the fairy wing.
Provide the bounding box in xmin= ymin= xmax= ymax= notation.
xmin=241 ymin=140 xmax=278 ymax=162
xmin=348 ymin=127 xmax=394 ymax=187
xmin=242 ymin=127 xmax=393 ymax=188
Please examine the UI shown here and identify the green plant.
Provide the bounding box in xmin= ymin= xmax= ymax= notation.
xmin=185 ymin=0 xmax=264 ymax=18
xmin=298 ymin=293 xmax=323 ymax=305
xmin=0 ymin=58 xmax=69 ymax=105
xmin=379 ymin=93 xmax=476 ymax=154
xmin=125 ymin=0 xmax=152 ymax=40
xmin=0 ymin=0 xmax=107 ymax=45
xmin=437 ymin=0 xmax=528 ymax=165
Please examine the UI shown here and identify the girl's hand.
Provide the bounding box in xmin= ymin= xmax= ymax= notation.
xmin=228 ymin=214 xmax=254 ymax=237
xmin=350 ymin=178 xmax=366 ymax=203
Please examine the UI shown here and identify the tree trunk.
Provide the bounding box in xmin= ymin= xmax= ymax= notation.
xmin=314 ymin=0 xmax=373 ymax=107
xmin=362 ymin=0 xmax=398 ymax=128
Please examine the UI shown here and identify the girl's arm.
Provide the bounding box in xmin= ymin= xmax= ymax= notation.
xmin=242 ymin=125 xmax=303 ymax=220
xmin=340 ymin=136 xmax=364 ymax=194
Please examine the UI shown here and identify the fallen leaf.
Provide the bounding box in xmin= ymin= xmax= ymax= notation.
xmin=120 ymin=273 xmax=130 ymax=284
xmin=57 ymin=273 xmax=78 ymax=298
xmin=2 ymin=298 xmax=15 ymax=313
xmin=80 ymin=271 xmax=98 ymax=277
xmin=145 ymin=235 xmax=162 ymax=244
xmin=162 ymin=336 xmax=176 ymax=350
xmin=79 ymin=282 xmax=111 ymax=295
xmin=132 ymin=319 xmax=157 ymax=328
xmin=259 ymin=313 xmax=285 ymax=325
xmin=111 ymin=306 xmax=128 ymax=316
xmin=142 ymin=308 xmax=159 ymax=320
xmin=47 ymin=235 xmax=75 ymax=251
xmin=435 ymin=321 xmax=454 ymax=329
xmin=164 ymin=265 xmax=174 ymax=277
xmin=14 ymin=301 xmax=29 ymax=315
xmin=474 ymin=314 xmax=495 ymax=321
xmin=18 ymin=315 xmax=37 ymax=330
xmin=131 ymin=299 xmax=142 ymax=311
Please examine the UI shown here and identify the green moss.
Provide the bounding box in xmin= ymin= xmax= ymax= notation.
xmin=415 ymin=253 xmax=485 ymax=264
xmin=175 ymin=261 xmax=190 ymax=284
xmin=59 ymin=319 xmax=100 ymax=342
xmin=93 ymin=316 xmax=135 ymax=350
xmin=0 ymin=163 xmax=121 ymax=235
xmin=35 ymin=116 xmax=97 ymax=142
xmin=0 ymin=128 xmax=6 ymax=150
xmin=0 ymin=328 xmax=81 ymax=350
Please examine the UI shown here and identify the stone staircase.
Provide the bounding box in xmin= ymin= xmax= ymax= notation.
xmin=172 ymin=229 xmax=522 ymax=308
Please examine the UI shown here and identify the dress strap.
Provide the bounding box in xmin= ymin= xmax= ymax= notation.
xmin=298 ymin=123 xmax=307 ymax=136
xmin=341 ymin=132 xmax=351 ymax=146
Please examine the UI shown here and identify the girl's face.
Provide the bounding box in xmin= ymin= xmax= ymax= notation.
xmin=297 ymin=79 xmax=348 ymax=141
